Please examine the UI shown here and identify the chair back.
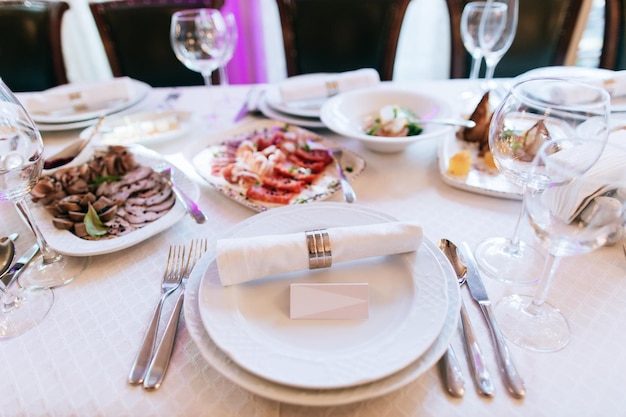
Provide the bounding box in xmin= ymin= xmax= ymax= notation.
xmin=601 ymin=0 xmax=626 ymax=70
xmin=275 ymin=0 xmax=410 ymax=81
xmin=89 ymin=0 xmax=224 ymax=87
xmin=446 ymin=0 xmax=585 ymax=78
xmin=0 ymin=1 xmax=69 ymax=92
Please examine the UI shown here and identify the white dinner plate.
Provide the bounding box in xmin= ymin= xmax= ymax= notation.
xmin=264 ymin=73 xmax=330 ymax=118
xmin=29 ymin=145 xmax=199 ymax=256
xmin=26 ymin=79 xmax=152 ymax=125
xmin=185 ymin=120 xmax=365 ymax=212
xmin=437 ymin=131 xmax=523 ymax=200
xmin=185 ymin=203 xmax=460 ymax=406
xmin=258 ymin=90 xmax=326 ymax=128
xmin=81 ymin=111 xmax=193 ymax=146
xmin=197 ymin=203 xmax=449 ymax=389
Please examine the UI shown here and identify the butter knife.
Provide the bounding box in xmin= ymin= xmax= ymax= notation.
xmin=457 ymin=242 xmax=526 ymax=399
xmin=1 ymin=243 xmax=39 ymax=288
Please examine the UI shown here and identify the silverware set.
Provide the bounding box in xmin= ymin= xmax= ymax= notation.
xmin=128 ymin=239 xmax=208 ymax=389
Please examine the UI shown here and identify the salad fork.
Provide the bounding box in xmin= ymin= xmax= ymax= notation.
xmin=128 ymin=245 xmax=185 ymax=385
xmin=143 ymin=239 xmax=209 ymax=390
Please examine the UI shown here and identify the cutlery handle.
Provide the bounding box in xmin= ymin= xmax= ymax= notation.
xmin=460 ymin=301 xmax=495 ymax=396
xmin=481 ymin=304 xmax=526 ymax=399
xmin=143 ymin=290 xmax=185 ymax=390
xmin=438 ymin=345 xmax=465 ymax=397
xmin=128 ymin=295 xmax=166 ymax=385
xmin=170 ymin=183 xmax=206 ymax=224
xmin=333 ymin=159 xmax=356 ymax=203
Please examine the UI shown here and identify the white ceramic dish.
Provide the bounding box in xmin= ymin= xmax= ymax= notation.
xmin=184 ymin=203 xmax=460 ymax=406
xmin=198 ymin=205 xmax=448 ymax=389
xmin=437 ymin=131 xmax=523 ymax=200
xmin=185 ymin=120 xmax=365 ymax=212
xmin=26 ymin=79 xmax=151 ymax=124
xmin=30 ymin=145 xmax=199 ymax=256
xmin=257 ymin=91 xmax=326 ymax=128
xmin=82 ymin=110 xmax=193 ymax=146
xmin=320 ymin=86 xmax=455 ymax=153
xmin=515 ymin=66 xmax=626 ymax=112
xmin=264 ymin=73 xmax=330 ymax=118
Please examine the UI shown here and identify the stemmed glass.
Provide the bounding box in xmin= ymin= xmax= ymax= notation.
xmin=170 ymin=8 xmax=228 ymax=88
xmin=478 ymin=0 xmax=518 ymax=88
xmin=475 ymin=78 xmax=611 ymax=284
xmin=496 ymin=138 xmax=625 ymax=352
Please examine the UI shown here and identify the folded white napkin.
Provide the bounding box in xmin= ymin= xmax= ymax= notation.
xmin=22 ymin=77 xmax=135 ymax=115
xmin=216 ymin=221 xmax=422 ymax=286
xmin=278 ymin=68 xmax=380 ymax=103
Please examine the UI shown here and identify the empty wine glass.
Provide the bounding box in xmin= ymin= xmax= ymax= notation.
xmin=495 ymin=138 xmax=625 ymax=352
xmin=217 ymin=11 xmax=238 ymax=87
xmin=478 ymin=0 xmax=518 ymax=88
xmin=475 ymin=78 xmax=611 ymax=284
xmin=170 ymin=8 xmax=228 ymax=87
xmin=462 ymin=1 xmax=499 ymax=80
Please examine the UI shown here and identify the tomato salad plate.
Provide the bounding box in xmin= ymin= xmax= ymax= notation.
xmin=186 ymin=120 xmax=366 ymax=211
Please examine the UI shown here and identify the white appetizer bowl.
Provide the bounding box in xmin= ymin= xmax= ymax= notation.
xmin=320 ymin=86 xmax=454 ymax=153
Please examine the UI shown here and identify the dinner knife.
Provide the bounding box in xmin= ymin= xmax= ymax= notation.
xmin=457 ymin=242 xmax=526 ymax=399
xmin=1 ymin=243 xmax=39 ymax=288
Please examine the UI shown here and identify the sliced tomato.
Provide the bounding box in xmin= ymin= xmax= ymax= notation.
xmin=274 ymin=162 xmax=319 ymax=183
xmin=287 ymin=154 xmax=327 ymax=173
xmin=295 ymin=148 xmax=332 ymax=164
xmin=261 ymin=175 xmax=304 ymax=192
xmin=246 ymin=184 xmax=294 ymax=205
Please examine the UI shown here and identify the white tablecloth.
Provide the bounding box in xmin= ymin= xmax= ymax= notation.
xmin=2 ymin=80 xmax=625 ymax=417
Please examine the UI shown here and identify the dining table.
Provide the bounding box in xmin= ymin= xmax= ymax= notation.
xmin=2 ymin=78 xmax=625 ymax=417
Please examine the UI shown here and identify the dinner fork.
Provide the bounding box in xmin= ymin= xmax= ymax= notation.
xmin=128 ymin=245 xmax=185 ymax=385
xmin=143 ymin=239 xmax=209 ymax=390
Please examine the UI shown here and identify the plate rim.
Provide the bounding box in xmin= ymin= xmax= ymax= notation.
xmin=258 ymin=90 xmax=326 ymax=128
xmin=30 ymin=144 xmax=198 ymax=256
xmin=197 ymin=203 xmax=449 ymax=389
xmin=184 ymin=202 xmax=460 ymax=406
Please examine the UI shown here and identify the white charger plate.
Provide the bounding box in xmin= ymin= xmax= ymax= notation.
xmin=26 ymin=79 xmax=152 ymax=125
xmin=197 ymin=203 xmax=449 ymax=389
xmin=258 ymin=91 xmax=326 ymax=128
xmin=185 ymin=120 xmax=365 ymax=212
xmin=185 ymin=203 xmax=460 ymax=406
xmin=30 ymin=145 xmax=199 ymax=256
xmin=437 ymin=130 xmax=523 ymax=200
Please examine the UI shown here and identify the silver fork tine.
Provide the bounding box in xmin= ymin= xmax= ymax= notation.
xmin=128 ymin=245 xmax=185 ymax=385
xmin=143 ymin=239 xmax=209 ymax=390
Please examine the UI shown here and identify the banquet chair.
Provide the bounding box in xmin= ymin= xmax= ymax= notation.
xmin=445 ymin=0 xmax=585 ymax=78
xmin=600 ymin=0 xmax=626 ymax=70
xmin=0 ymin=0 xmax=69 ymax=92
xmin=275 ymin=0 xmax=411 ymax=81
xmin=89 ymin=0 xmax=224 ymax=87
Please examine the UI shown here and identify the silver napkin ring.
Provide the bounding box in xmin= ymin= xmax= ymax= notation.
xmin=306 ymin=229 xmax=332 ymax=269
xmin=325 ymin=80 xmax=340 ymax=97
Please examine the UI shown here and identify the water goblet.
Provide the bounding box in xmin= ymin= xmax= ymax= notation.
xmin=217 ymin=11 xmax=238 ymax=88
xmin=478 ymin=0 xmax=518 ymax=89
xmin=170 ymin=8 xmax=228 ymax=87
xmin=475 ymin=78 xmax=611 ymax=284
xmin=495 ymin=138 xmax=625 ymax=352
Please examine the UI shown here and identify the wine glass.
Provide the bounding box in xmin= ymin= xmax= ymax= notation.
xmin=461 ymin=2 xmax=499 ymax=80
xmin=478 ymin=0 xmax=518 ymax=88
xmin=170 ymin=8 xmax=228 ymax=87
xmin=0 ymin=82 xmax=90 ymax=291
xmin=495 ymin=137 xmax=626 ymax=352
xmin=475 ymin=78 xmax=611 ymax=284
xmin=217 ymin=11 xmax=238 ymax=87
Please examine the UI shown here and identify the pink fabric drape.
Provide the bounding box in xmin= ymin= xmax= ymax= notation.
xmin=221 ymin=0 xmax=267 ymax=84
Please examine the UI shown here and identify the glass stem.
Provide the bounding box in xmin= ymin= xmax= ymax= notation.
xmin=506 ymin=191 xmax=527 ymax=254
xmin=218 ymin=65 xmax=229 ymax=86
xmin=526 ymin=254 xmax=561 ymax=315
xmin=469 ymin=55 xmax=482 ymax=80
xmin=15 ymin=199 xmax=61 ymax=265
xmin=201 ymin=71 xmax=213 ymax=86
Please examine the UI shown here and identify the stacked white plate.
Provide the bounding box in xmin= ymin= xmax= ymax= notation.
xmin=184 ymin=203 xmax=461 ymax=406
xmin=19 ymin=78 xmax=151 ymax=131
xmin=258 ymin=74 xmax=329 ymax=128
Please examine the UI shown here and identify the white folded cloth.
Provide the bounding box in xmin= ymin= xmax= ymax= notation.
xmin=22 ymin=77 xmax=135 ymax=115
xmin=216 ymin=221 xmax=422 ymax=286
xmin=278 ymin=68 xmax=380 ymax=103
